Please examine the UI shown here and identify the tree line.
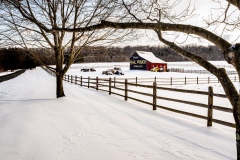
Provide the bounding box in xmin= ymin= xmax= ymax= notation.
xmin=0 ymin=48 xmax=55 ymax=71
xmin=72 ymin=45 xmax=223 ymax=63
xmin=0 ymin=45 xmax=223 ymax=71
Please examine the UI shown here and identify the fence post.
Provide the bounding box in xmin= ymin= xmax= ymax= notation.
xmin=80 ymin=76 xmax=82 ymax=86
xmin=136 ymin=77 xmax=137 ymax=87
xmin=68 ymin=75 xmax=69 ymax=82
xmin=153 ymin=82 xmax=157 ymax=110
xmin=114 ymin=77 xmax=116 ymax=88
xmin=96 ymin=77 xmax=98 ymax=90
xmin=170 ymin=77 xmax=172 ymax=85
xmin=71 ymin=75 xmax=73 ymax=83
xmin=109 ymin=77 xmax=111 ymax=95
xmin=75 ymin=75 xmax=77 ymax=84
xmin=197 ymin=77 xmax=198 ymax=84
xmin=208 ymin=77 xmax=210 ymax=84
xmin=125 ymin=79 xmax=128 ymax=101
xmin=207 ymin=86 xmax=213 ymax=127
xmin=185 ymin=77 xmax=186 ymax=85
xmin=88 ymin=76 xmax=90 ymax=88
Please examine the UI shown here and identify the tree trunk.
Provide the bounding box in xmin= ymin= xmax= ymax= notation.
xmin=237 ymin=126 xmax=240 ymax=159
xmin=54 ymin=46 xmax=65 ymax=98
xmin=234 ymin=101 xmax=240 ymax=159
xmin=56 ymin=71 xmax=65 ymax=98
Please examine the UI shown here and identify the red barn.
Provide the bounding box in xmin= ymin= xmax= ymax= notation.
xmin=130 ymin=51 xmax=167 ymax=71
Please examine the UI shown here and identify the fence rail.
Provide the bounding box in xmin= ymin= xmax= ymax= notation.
xmin=168 ymin=63 xmax=234 ymax=69
xmin=93 ymin=76 xmax=239 ymax=86
xmin=61 ymin=73 xmax=235 ymax=128
xmin=168 ymin=68 xmax=237 ymax=75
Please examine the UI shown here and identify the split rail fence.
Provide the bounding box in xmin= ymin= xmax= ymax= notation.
xmin=113 ymin=76 xmax=239 ymax=86
xmin=168 ymin=68 xmax=237 ymax=75
xmin=62 ymin=74 xmax=235 ymax=128
xmin=62 ymin=75 xmax=240 ymax=86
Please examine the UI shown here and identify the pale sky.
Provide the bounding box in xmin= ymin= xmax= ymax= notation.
xmin=122 ymin=0 xmax=238 ymax=47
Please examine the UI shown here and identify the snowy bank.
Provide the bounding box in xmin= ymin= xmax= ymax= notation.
xmin=0 ymin=67 xmax=236 ymax=160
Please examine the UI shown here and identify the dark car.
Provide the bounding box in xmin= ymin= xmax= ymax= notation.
xmin=81 ymin=68 xmax=89 ymax=72
xmin=90 ymin=68 xmax=96 ymax=72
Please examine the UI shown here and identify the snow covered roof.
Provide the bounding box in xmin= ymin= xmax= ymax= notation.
xmin=135 ymin=51 xmax=166 ymax=63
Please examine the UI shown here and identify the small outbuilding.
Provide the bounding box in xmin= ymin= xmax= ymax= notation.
xmin=130 ymin=51 xmax=167 ymax=71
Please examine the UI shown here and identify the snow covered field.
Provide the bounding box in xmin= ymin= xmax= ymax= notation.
xmin=66 ymin=61 xmax=238 ymax=93
xmin=0 ymin=62 xmax=237 ymax=160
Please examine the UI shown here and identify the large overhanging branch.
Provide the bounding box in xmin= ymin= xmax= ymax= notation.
xmin=225 ymin=0 xmax=240 ymax=9
xmin=51 ymin=20 xmax=231 ymax=51
xmin=155 ymin=29 xmax=239 ymax=108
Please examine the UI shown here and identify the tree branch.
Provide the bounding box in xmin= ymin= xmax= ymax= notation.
xmin=51 ymin=20 xmax=231 ymax=51
xmin=155 ymin=29 xmax=239 ymax=108
xmin=225 ymin=0 xmax=240 ymax=9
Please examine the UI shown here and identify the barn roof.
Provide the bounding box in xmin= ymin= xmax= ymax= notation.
xmin=135 ymin=51 xmax=166 ymax=63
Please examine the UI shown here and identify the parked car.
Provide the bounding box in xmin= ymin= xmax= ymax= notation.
xmin=114 ymin=70 xmax=124 ymax=75
xmin=81 ymin=68 xmax=96 ymax=72
xmin=81 ymin=68 xmax=89 ymax=72
xmin=102 ymin=68 xmax=124 ymax=75
xmin=150 ymin=67 xmax=159 ymax=72
xmin=102 ymin=70 xmax=113 ymax=75
xmin=90 ymin=68 xmax=96 ymax=72
xmin=158 ymin=67 xmax=164 ymax=72
xmin=114 ymin=67 xmax=121 ymax=71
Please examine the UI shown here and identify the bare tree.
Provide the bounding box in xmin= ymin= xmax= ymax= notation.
xmin=1 ymin=0 xmax=240 ymax=157
xmin=0 ymin=0 xmax=134 ymax=97
xmin=46 ymin=0 xmax=240 ymax=158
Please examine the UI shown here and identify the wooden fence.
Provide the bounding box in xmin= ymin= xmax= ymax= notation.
xmin=168 ymin=68 xmax=237 ymax=75
xmin=82 ymin=76 xmax=239 ymax=86
xmin=168 ymin=63 xmax=234 ymax=69
xmin=62 ymin=74 xmax=235 ymax=128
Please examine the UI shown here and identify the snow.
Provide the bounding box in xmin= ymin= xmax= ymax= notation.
xmin=135 ymin=51 xmax=166 ymax=63
xmin=0 ymin=62 xmax=237 ymax=160
xmin=0 ymin=69 xmax=21 ymax=76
